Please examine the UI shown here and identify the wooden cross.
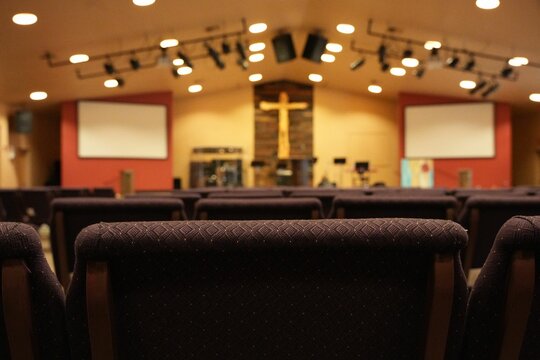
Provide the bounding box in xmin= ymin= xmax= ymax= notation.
xmin=259 ymin=91 xmax=308 ymax=159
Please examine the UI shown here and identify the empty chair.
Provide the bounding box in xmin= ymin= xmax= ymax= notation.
xmin=53 ymin=187 xmax=91 ymax=197
xmin=329 ymin=195 xmax=458 ymax=220
xmin=463 ymin=216 xmax=540 ymax=359
xmin=454 ymin=188 xmax=514 ymax=215
xmin=289 ymin=189 xmax=344 ymax=218
xmin=0 ymin=222 xmax=69 ymax=359
xmin=50 ymin=198 xmax=187 ymax=288
xmin=0 ymin=189 xmax=26 ymax=222
xmin=194 ymin=198 xmax=323 ymax=220
xmin=91 ymin=187 xmax=116 ymax=197
xmin=66 ymin=218 xmax=468 ymax=359
xmin=20 ymin=188 xmax=56 ymax=226
xmin=457 ymin=196 xmax=540 ymax=274
xmin=207 ymin=190 xmax=284 ymax=199
xmin=129 ymin=191 xmax=201 ymax=220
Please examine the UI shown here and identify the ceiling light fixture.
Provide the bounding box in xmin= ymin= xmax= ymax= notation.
xmin=308 ymin=73 xmax=323 ymax=82
xmin=463 ymin=55 xmax=476 ymax=72
xmin=132 ymin=0 xmax=156 ymax=6
xmin=469 ymin=79 xmax=488 ymax=94
xmin=368 ymin=83 xmax=382 ymax=94
xmin=424 ymin=40 xmax=442 ymax=50
xmin=129 ymin=56 xmax=141 ymax=70
xmin=508 ymin=56 xmax=528 ymax=67
xmin=500 ymin=64 xmax=513 ymax=78
xmin=529 ymin=93 xmax=540 ymax=102
xmin=69 ymin=54 xmax=90 ymax=64
xmin=390 ymin=67 xmax=406 ymax=76
xmin=249 ymin=53 xmax=265 ymax=62
xmin=249 ymin=23 xmax=267 ymax=34
xmin=29 ymin=91 xmax=47 ymax=101
xmin=236 ymin=40 xmax=249 ymax=69
xmin=172 ymin=58 xmax=184 ymax=66
xmin=476 ymin=0 xmax=500 ymax=10
xmin=205 ymin=43 xmax=225 ymax=69
xmin=336 ymin=24 xmax=355 ymax=34
xmin=481 ymin=81 xmax=499 ymax=97
xmin=380 ymin=63 xmax=390 ymax=72
xmin=446 ymin=53 xmax=460 ymax=68
xmin=103 ymin=61 xmax=116 ymax=75
xmin=377 ymin=43 xmax=387 ymax=64
xmin=249 ymin=42 xmax=266 ymax=52
xmin=321 ymin=53 xmax=336 ymax=63
xmin=249 ymin=73 xmax=263 ymax=82
xmin=326 ymin=43 xmax=343 ymax=53
xmin=177 ymin=51 xmax=193 ymax=68
xmin=160 ymin=38 xmax=179 ymax=49
xmin=177 ymin=66 xmax=193 ymax=75
xmin=350 ymin=57 xmax=366 ymax=70
xmin=414 ymin=67 xmax=426 ymax=78
xmin=460 ymin=80 xmax=477 ymax=89
xmin=188 ymin=84 xmax=203 ymax=93
xmin=12 ymin=13 xmax=38 ymax=25
xmin=221 ymin=39 xmax=231 ymax=54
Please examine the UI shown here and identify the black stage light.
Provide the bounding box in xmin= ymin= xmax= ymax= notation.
xmin=115 ymin=77 xmax=125 ymax=87
xmin=464 ymin=56 xmax=476 ymax=72
xmin=205 ymin=43 xmax=225 ymax=69
xmin=171 ymin=67 xmax=179 ymax=78
xmin=236 ymin=40 xmax=248 ymax=69
xmin=380 ymin=62 xmax=390 ymax=72
xmin=446 ymin=54 xmax=460 ymax=68
xmin=222 ymin=39 xmax=231 ymax=54
xmin=272 ymin=33 xmax=296 ymax=63
xmin=402 ymin=48 xmax=413 ymax=60
xmin=482 ymin=82 xmax=499 ymax=97
xmin=177 ymin=50 xmax=193 ymax=69
xmin=500 ymin=65 xmax=513 ymax=78
xmin=469 ymin=79 xmax=487 ymax=95
xmin=302 ymin=33 xmax=328 ymax=63
xmin=414 ymin=67 xmax=426 ymax=78
xmin=350 ymin=57 xmax=366 ymax=70
xmin=378 ymin=43 xmax=387 ymax=64
xmin=129 ymin=57 xmax=140 ymax=70
xmin=104 ymin=61 xmax=115 ymax=75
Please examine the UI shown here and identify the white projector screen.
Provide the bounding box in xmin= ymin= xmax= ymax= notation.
xmin=78 ymin=101 xmax=167 ymax=159
xmin=404 ymin=102 xmax=495 ymax=159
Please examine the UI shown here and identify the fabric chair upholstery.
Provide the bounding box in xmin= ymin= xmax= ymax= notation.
xmin=0 ymin=190 xmax=27 ymax=223
xmin=66 ymin=218 xmax=468 ymax=360
xmin=463 ymin=216 xmax=540 ymax=359
xmin=0 ymin=222 xmax=69 ymax=359
xmin=50 ymin=198 xmax=187 ymax=288
xmin=207 ymin=190 xmax=284 ymax=199
xmin=129 ymin=192 xmax=201 ymax=220
xmin=194 ymin=198 xmax=323 ymax=219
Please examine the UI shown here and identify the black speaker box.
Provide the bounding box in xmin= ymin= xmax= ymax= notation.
xmin=13 ymin=110 xmax=33 ymax=133
xmin=302 ymin=33 xmax=328 ymax=63
xmin=173 ymin=177 xmax=182 ymax=189
xmin=272 ymin=33 xmax=296 ymax=63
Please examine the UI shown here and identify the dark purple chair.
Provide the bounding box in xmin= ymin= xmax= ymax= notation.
xmin=207 ymin=190 xmax=284 ymax=199
xmin=463 ymin=216 xmax=540 ymax=359
xmin=20 ymin=188 xmax=56 ymax=226
xmin=53 ymin=187 xmax=91 ymax=197
xmin=194 ymin=198 xmax=323 ymax=220
xmin=66 ymin=218 xmax=468 ymax=360
xmin=329 ymin=195 xmax=458 ymax=220
xmin=50 ymin=198 xmax=187 ymax=288
xmin=0 ymin=223 xmax=69 ymax=359
xmin=457 ymin=196 xmax=540 ymax=274
xmin=91 ymin=187 xmax=116 ymax=197
xmin=289 ymin=189 xmax=344 ymax=218
xmin=0 ymin=189 xmax=26 ymax=223
xmin=129 ymin=191 xmax=201 ymax=220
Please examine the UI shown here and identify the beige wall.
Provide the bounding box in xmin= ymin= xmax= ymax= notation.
xmin=173 ymin=86 xmax=398 ymax=188
xmin=313 ymin=88 xmax=399 ymax=187
xmin=512 ymin=110 xmax=540 ymax=185
xmin=0 ymin=104 xmax=18 ymax=187
xmin=173 ymin=87 xmax=255 ymax=187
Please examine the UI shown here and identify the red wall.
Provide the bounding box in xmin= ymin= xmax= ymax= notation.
xmin=398 ymin=92 xmax=512 ymax=188
xmin=61 ymin=92 xmax=173 ymax=192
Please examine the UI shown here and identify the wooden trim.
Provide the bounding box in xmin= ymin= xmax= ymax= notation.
xmin=87 ymin=261 xmax=116 ymax=360
xmin=2 ymin=259 xmax=36 ymax=360
xmin=336 ymin=207 xmax=345 ymax=219
xmin=54 ymin=211 xmax=71 ymax=289
xmin=424 ymin=253 xmax=455 ymax=360
xmin=498 ymin=251 xmax=535 ymax=360
xmin=463 ymin=208 xmax=480 ymax=276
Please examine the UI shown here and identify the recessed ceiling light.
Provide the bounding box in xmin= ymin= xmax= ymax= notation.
xmin=133 ymin=0 xmax=156 ymax=6
xmin=249 ymin=23 xmax=267 ymax=34
xmin=321 ymin=54 xmax=336 ymax=63
xmin=326 ymin=43 xmax=343 ymax=53
xmin=368 ymin=84 xmax=382 ymax=94
xmin=177 ymin=66 xmax=193 ymax=75
xmin=308 ymin=73 xmax=323 ymax=82
xmin=104 ymin=79 xmax=119 ymax=88
xmin=336 ymin=24 xmax=355 ymax=34
xmin=424 ymin=40 xmax=442 ymax=50
xmin=390 ymin=67 xmax=406 ymax=76
xmin=29 ymin=91 xmax=47 ymax=101
xmin=529 ymin=93 xmax=540 ymax=102
xmin=12 ymin=13 xmax=38 ymax=26
xmin=188 ymin=84 xmax=203 ymax=93
xmin=249 ymin=73 xmax=263 ymax=82
xmin=508 ymin=56 xmax=528 ymax=67
xmin=249 ymin=42 xmax=266 ymax=52
xmin=69 ymin=54 xmax=90 ymax=64
xmin=460 ymin=80 xmax=477 ymax=89
xmin=160 ymin=39 xmax=179 ymax=48
xmin=402 ymin=57 xmax=419 ymax=68
xmin=172 ymin=58 xmax=184 ymax=66
xmin=249 ymin=53 xmax=265 ymax=62
xmin=476 ymin=0 xmax=500 ymax=10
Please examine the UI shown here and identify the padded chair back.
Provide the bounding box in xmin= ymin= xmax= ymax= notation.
xmin=50 ymin=198 xmax=186 ymax=288
xmin=0 ymin=223 xmax=69 ymax=359
xmin=463 ymin=216 xmax=540 ymax=359
xmin=54 ymin=187 xmax=91 ymax=197
xmin=129 ymin=192 xmax=201 ymax=220
xmin=20 ymin=188 xmax=55 ymax=226
xmin=457 ymin=196 xmax=540 ymax=274
xmin=66 ymin=218 xmax=468 ymax=360
xmin=289 ymin=189 xmax=344 ymax=218
xmin=329 ymin=195 xmax=458 ymax=220
xmin=92 ymin=187 xmax=116 ymax=197
xmin=0 ymin=190 xmax=26 ymax=222
xmin=194 ymin=198 xmax=323 ymax=220
xmin=207 ymin=190 xmax=284 ymax=199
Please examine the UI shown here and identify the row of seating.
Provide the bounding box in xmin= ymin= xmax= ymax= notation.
xmin=46 ymin=195 xmax=540 ymax=287
xmin=0 ymin=216 xmax=538 ymax=359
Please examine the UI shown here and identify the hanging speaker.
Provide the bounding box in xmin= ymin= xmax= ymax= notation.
xmin=271 ymin=33 xmax=296 ymax=63
xmin=13 ymin=110 xmax=33 ymax=133
xmin=302 ymin=33 xmax=328 ymax=63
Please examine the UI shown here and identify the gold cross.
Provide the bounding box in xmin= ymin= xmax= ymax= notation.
xmin=259 ymin=91 xmax=308 ymax=159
